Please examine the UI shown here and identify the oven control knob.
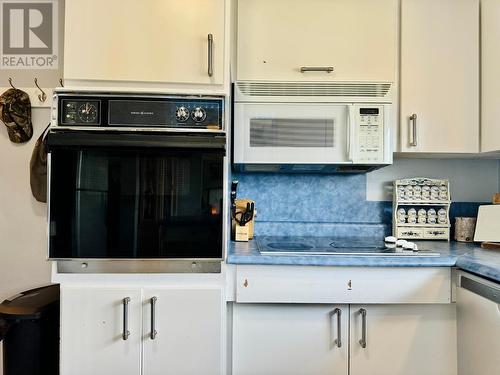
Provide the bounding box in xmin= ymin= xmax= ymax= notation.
xmin=175 ymin=106 xmax=190 ymax=122
xmin=192 ymin=107 xmax=207 ymax=122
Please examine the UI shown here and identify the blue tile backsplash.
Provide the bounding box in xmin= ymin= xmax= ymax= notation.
xmin=233 ymin=172 xmax=485 ymax=238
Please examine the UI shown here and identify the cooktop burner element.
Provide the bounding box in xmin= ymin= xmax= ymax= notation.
xmin=257 ymin=236 xmax=440 ymax=257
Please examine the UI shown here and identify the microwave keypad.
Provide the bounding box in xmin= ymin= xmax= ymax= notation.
xmin=358 ymin=108 xmax=383 ymax=162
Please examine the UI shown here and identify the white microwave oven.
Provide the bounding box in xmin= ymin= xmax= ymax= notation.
xmin=233 ymin=82 xmax=394 ymax=173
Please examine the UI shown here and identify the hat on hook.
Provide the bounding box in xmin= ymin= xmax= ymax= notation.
xmin=0 ymin=88 xmax=33 ymax=143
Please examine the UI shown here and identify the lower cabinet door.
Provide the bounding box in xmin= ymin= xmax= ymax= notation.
xmin=143 ymin=288 xmax=224 ymax=375
xmin=349 ymin=304 xmax=457 ymax=375
xmin=60 ymin=287 xmax=142 ymax=375
xmin=232 ymin=304 xmax=349 ymax=375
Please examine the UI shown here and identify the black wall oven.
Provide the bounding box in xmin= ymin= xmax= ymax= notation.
xmin=47 ymin=92 xmax=226 ymax=273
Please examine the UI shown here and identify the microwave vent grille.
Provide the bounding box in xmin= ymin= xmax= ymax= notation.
xmin=250 ymin=118 xmax=334 ymax=148
xmin=237 ymin=81 xmax=391 ymax=97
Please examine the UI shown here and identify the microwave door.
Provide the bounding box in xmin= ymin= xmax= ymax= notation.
xmin=235 ymin=103 xmax=351 ymax=165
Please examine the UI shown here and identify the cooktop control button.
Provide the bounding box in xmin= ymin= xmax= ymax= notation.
xmin=192 ymin=107 xmax=207 ymax=122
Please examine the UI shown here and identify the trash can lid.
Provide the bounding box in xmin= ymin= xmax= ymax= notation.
xmin=0 ymin=284 xmax=59 ymax=320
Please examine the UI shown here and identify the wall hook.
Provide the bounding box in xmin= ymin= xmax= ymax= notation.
xmin=59 ymin=78 xmax=64 ymax=87
xmin=8 ymin=77 xmax=16 ymax=90
xmin=34 ymin=78 xmax=47 ymax=102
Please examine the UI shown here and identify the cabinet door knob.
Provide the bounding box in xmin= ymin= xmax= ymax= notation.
xmin=358 ymin=308 xmax=367 ymax=348
xmin=122 ymin=297 xmax=131 ymax=341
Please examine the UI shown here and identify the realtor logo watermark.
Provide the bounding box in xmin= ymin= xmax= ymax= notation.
xmin=1 ymin=0 xmax=58 ymax=69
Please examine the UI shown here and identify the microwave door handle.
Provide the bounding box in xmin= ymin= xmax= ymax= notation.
xmin=347 ymin=106 xmax=355 ymax=161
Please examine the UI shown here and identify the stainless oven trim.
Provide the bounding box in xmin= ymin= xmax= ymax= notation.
xmin=55 ymin=259 xmax=223 ymax=274
xmin=55 ymin=91 xmax=226 ymax=100
xmin=51 ymin=126 xmax=225 ymax=134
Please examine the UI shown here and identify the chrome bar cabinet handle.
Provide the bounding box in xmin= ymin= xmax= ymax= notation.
xmin=207 ymin=34 xmax=214 ymax=77
xmin=409 ymin=113 xmax=418 ymax=147
xmin=332 ymin=308 xmax=342 ymax=348
xmin=359 ymin=308 xmax=367 ymax=348
xmin=122 ymin=297 xmax=130 ymax=341
xmin=300 ymin=66 xmax=334 ymax=73
xmin=150 ymin=296 xmax=157 ymax=340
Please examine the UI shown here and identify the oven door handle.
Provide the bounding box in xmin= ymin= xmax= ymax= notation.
xmin=45 ymin=131 xmax=226 ymax=152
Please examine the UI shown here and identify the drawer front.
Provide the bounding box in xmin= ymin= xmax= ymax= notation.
xmin=397 ymin=228 xmax=424 ymax=239
xmin=423 ymin=228 xmax=450 ymax=240
xmin=236 ymin=266 xmax=451 ymax=304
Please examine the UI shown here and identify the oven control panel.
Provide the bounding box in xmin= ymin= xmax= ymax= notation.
xmin=58 ymin=94 xmax=225 ymax=131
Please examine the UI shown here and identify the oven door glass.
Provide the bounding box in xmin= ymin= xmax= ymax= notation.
xmin=49 ymin=144 xmax=224 ymax=259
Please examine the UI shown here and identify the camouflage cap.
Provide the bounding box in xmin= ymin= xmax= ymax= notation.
xmin=0 ymin=88 xmax=33 ymax=143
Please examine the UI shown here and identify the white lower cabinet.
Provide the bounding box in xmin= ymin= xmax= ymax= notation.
xmin=60 ymin=288 xmax=143 ymax=375
xmin=143 ymin=288 xmax=223 ymax=375
xmin=61 ymin=286 xmax=223 ymax=375
xmin=232 ymin=304 xmax=457 ymax=375
xmin=349 ymin=304 xmax=457 ymax=375
xmin=232 ymin=304 xmax=349 ymax=375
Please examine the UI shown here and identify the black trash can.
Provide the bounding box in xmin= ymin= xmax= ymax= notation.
xmin=0 ymin=284 xmax=59 ymax=375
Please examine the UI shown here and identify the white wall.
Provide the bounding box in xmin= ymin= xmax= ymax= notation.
xmin=0 ymin=108 xmax=52 ymax=300
xmin=0 ymin=108 xmax=52 ymax=372
xmin=367 ymin=158 xmax=500 ymax=202
xmin=0 ymin=1 xmax=64 ymax=370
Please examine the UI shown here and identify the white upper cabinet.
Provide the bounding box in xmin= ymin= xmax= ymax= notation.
xmin=400 ymin=0 xmax=479 ymax=153
xmin=236 ymin=0 xmax=398 ymax=82
xmin=64 ymin=0 xmax=225 ymax=85
xmin=481 ymin=0 xmax=500 ymax=152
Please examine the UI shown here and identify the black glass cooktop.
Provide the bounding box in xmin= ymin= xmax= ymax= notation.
xmin=257 ymin=236 xmax=439 ymax=257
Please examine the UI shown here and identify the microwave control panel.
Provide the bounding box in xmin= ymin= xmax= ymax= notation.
xmin=354 ymin=106 xmax=384 ymax=163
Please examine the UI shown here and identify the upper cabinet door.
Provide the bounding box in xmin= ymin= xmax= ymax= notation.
xmin=481 ymin=0 xmax=500 ymax=152
xmin=400 ymin=0 xmax=479 ymax=153
xmin=236 ymin=0 xmax=397 ymax=82
xmin=142 ymin=288 xmax=224 ymax=375
xmin=64 ymin=0 xmax=225 ymax=85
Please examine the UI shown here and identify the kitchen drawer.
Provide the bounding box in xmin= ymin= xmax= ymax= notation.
xmin=397 ymin=227 xmax=449 ymax=240
xmin=236 ymin=266 xmax=451 ymax=304
xmin=397 ymin=227 xmax=424 ymax=239
xmin=423 ymin=228 xmax=449 ymax=240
